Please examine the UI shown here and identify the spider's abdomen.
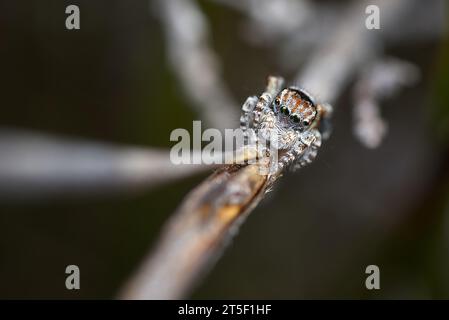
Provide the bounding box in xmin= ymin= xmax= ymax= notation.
xmin=273 ymin=88 xmax=317 ymax=130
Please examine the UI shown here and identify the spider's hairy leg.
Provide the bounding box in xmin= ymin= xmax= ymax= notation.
xmin=252 ymin=76 xmax=284 ymax=129
xmin=253 ymin=111 xmax=275 ymax=163
xmin=276 ymin=142 xmax=305 ymax=174
xmin=240 ymin=96 xmax=258 ymax=145
xmin=315 ymin=102 xmax=333 ymax=140
xmin=253 ymin=92 xmax=274 ymax=128
xmin=294 ymin=129 xmax=322 ymax=170
xmin=275 ymin=129 xmax=322 ymax=173
xmin=270 ymin=130 xmax=299 ymax=173
xmin=240 ymin=96 xmax=258 ymax=131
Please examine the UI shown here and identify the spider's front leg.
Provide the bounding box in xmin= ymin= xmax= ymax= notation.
xmin=241 ymin=76 xmax=285 ymax=149
xmin=315 ymin=102 xmax=333 ymax=140
xmin=240 ymin=95 xmax=258 ymax=145
xmin=277 ymin=142 xmax=303 ymax=174
xmin=253 ymin=76 xmax=284 ymax=128
xmin=275 ymin=129 xmax=322 ymax=173
xmin=240 ymin=76 xmax=284 ymax=132
xmin=294 ymin=129 xmax=322 ymax=170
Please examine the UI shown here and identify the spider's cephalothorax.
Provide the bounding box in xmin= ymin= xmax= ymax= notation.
xmin=240 ymin=76 xmax=332 ymax=173
xmin=273 ymin=88 xmax=317 ymax=132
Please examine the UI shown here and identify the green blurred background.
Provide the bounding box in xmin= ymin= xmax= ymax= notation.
xmin=0 ymin=0 xmax=448 ymax=298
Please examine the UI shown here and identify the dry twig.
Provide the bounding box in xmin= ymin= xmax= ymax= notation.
xmin=120 ymin=160 xmax=271 ymax=299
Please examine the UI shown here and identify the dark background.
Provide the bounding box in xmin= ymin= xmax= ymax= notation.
xmin=0 ymin=0 xmax=448 ymax=298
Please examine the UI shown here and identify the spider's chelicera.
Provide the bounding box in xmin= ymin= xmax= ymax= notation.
xmin=240 ymin=76 xmax=332 ymax=172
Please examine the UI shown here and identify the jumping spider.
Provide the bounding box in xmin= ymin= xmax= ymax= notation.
xmin=240 ymin=76 xmax=332 ymax=173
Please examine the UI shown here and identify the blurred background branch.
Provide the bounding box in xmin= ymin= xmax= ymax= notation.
xmin=352 ymin=58 xmax=420 ymax=148
xmin=156 ymin=0 xmax=238 ymax=130
xmin=0 ymin=129 xmax=211 ymax=201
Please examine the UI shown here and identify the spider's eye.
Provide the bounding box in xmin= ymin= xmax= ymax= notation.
xmin=280 ymin=106 xmax=289 ymax=115
xmin=303 ymin=120 xmax=310 ymax=126
xmin=292 ymin=114 xmax=300 ymax=123
xmin=275 ymin=98 xmax=281 ymax=105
